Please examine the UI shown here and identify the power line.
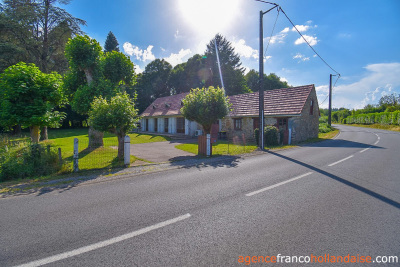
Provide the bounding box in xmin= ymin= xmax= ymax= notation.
xmin=279 ymin=7 xmax=340 ymax=76
xmin=320 ymin=74 xmax=340 ymax=105
xmin=264 ymin=8 xmax=280 ymax=58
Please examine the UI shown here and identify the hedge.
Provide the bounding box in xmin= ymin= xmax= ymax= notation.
xmin=345 ymin=111 xmax=400 ymax=125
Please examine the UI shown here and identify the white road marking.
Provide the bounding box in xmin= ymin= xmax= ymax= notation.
xmin=360 ymin=147 xmax=372 ymax=153
xmin=246 ymin=172 xmax=313 ymax=197
xmin=328 ymin=155 xmax=354 ymax=167
xmin=14 ymin=213 xmax=191 ymax=267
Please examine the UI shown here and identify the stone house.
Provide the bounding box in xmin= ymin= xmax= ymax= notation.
xmin=140 ymin=84 xmax=319 ymax=144
xmin=223 ymin=84 xmax=319 ymax=144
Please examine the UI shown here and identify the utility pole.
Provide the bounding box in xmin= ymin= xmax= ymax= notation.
xmin=328 ymin=74 xmax=332 ymax=126
xmin=258 ymin=2 xmax=278 ymax=150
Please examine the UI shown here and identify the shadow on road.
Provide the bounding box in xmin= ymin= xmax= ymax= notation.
xmin=169 ymin=155 xmax=241 ymax=169
xmin=301 ymin=138 xmax=384 ymax=149
xmin=267 ymin=150 xmax=400 ymax=210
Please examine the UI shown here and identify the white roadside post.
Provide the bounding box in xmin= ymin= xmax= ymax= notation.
xmin=124 ymin=135 xmax=130 ymax=167
xmin=73 ymin=138 xmax=79 ymax=172
xmin=206 ymin=134 xmax=211 ymax=157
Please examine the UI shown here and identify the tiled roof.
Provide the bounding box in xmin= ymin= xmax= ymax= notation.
xmin=141 ymin=93 xmax=189 ymax=117
xmin=228 ymin=84 xmax=314 ymax=117
xmin=141 ymin=85 xmax=314 ymax=118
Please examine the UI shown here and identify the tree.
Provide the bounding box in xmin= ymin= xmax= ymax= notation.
xmin=245 ymin=69 xmax=290 ymax=91
xmin=65 ymin=35 xmax=135 ymax=147
xmin=104 ymin=31 xmax=119 ymax=52
xmin=0 ymin=0 xmax=85 ymax=73
xmin=0 ymin=62 xmax=65 ymax=142
xmin=204 ymin=34 xmax=250 ymax=95
xmin=88 ymin=93 xmax=139 ymax=159
xmin=134 ymin=59 xmax=172 ymax=113
xmin=378 ymin=93 xmax=400 ymax=111
xmin=180 ymin=86 xmax=231 ymax=134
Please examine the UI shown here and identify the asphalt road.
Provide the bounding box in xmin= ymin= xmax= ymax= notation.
xmin=1 ymin=125 xmax=399 ymax=266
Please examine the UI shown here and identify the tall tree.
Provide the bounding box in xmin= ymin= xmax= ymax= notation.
xmin=0 ymin=0 xmax=85 ymax=73
xmin=65 ymin=35 xmax=135 ymax=147
xmin=134 ymin=59 xmax=172 ymax=113
xmin=104 ymin=31 xmax=119 ymax=52
xmin=0 ymin=62 xmax=65 ymax=143
xmin=245 ymin=69 xmax=290 ymax=92
xmin=204 ymin=34 xmax=250 ymax=95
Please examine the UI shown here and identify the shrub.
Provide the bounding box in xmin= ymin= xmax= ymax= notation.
xmin=254 ymin=128 xmax=259 ymax=145
xmin=319 ymin=123 xmax=333 ymax=133
xmin=264 ymin=126 xmax=279 ymax=146
xmin=0 ymin=143 xmax=61 ymax=182
xmin=319 ymin=116 xmax=328 ymax=123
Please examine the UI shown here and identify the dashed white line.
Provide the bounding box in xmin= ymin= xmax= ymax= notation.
xmin=360 ymin=147 xmax=372 ymax=153
xmin=14 ymin=214 xmax=191 ymax=267
xmin=246 ymin=172 xmax=313 ymax=197
xmin=328 ymin=155 xmax=354 ymax=167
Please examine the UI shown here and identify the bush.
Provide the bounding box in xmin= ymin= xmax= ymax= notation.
xmin=254 ymin=128 xmax=259 ymax=145
xmin=264 ymin=126 xmax=279 ymax=146
xmin=319 ymin=116 xmax=328 ymax=124
xmin=319 ymin=123 xmax=333 ymax=133
xmin=0 ymin=143 xmax=61 ymax=182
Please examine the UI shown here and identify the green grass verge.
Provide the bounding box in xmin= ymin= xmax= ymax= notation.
xmin=340 ymin=123 xmax=400 ymax=132
xmin=176 ymin=140 xmax=258 ymax=156
xmin=176 ymin=129 xmax=339 ymax=156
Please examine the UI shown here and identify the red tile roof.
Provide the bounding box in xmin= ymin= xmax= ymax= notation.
xmin=141 ymin=93 xmax=189 ymax=117
xmin=141 ymin=85 xmax=315 ymax=118
xmin=229 ymin=84 xmax=314 ymax=117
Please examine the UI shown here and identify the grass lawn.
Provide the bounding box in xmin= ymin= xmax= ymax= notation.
xmin=2 ymin=128 xmax=171 ymax=172
xmin=42 ymin=129 xmax=171 ymax=170
xmin=175 ymin=128 xmax=340 ymax=156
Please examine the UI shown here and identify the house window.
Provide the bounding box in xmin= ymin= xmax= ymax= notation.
xmin=277 ymin=118 xmax=288 ymax=130
xmin=145 ymin=119 xmax=149 ymax=131
xmin=310 ymin=99 xmax=314 ymax=115
xmin=154 ymin=118 xmax=158 ymax=132
xmin=234 ymin=118 xmax=242 ymax=130
xmin=164 ymin=118 xmax=169 ymax=133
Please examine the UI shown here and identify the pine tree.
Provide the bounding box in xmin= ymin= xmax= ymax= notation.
xmin=104 ymin=31 xmax=119 ymax=52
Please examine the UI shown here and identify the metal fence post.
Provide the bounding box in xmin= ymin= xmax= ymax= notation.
xmin=206 ymin=134 xmax=211 ymax=157
xmin=73 ymin=138 xmax=79 ymax=172
xmin=124 ymin=135 xmax=130 ymax=167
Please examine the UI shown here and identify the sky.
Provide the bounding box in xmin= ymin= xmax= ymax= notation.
xmin=62 ymin=0 xmax=400 ymax=110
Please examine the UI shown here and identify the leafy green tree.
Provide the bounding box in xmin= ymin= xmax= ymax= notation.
xmin=245 ymin=69 xmax=290 ymax=91
xmin=65 ymin=35 xmax=135 ymax=147
xmin=168 ymin=62 xmax=187 ymax=94
xmin=134 ymin=59 xmax=172 ymax=113
xmin=88 ymin=93 xmax=139 ymax=159
xmin=180 ymin=86 xmax=231 ymax=134
xmin=104 ymin=31 xmax=119 ymax=52
xmin=0 ymin=0 xmax=85 ymax=73
xmin=0 ymin=62 xmax=65 ymax=143
xmin=204 ymin=34 xmax=250 ymax=95
xmin=379 ymin=93 xmax=400 ymax=112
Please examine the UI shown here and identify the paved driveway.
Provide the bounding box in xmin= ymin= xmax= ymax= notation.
xmin=130 ymin=139 xmax=196 ymax=163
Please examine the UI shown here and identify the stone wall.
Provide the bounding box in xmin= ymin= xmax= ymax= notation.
xmin=221 ymin=117 xmax=256 ymax=142
xmin=289 ymin=89 xmax=319 ymax=143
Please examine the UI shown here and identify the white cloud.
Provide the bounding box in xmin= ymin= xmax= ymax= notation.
xmin=293 ymin=53 xmax=310 ymax=62
xmin=318 ymin=63 xmax=400 ymax=109
xmin=267 ymin=32 xmax=287 ymax=44
xmin=164 ymin=48 xmax=192 ymax=67
xmin=123 ymin=42 xmax=156 ymax=62
xmin=281 ymin=27 xmax=290 ymax=33
xmin=294 ymin=35 xmax=318 ymax=46
xmin=292 ymin=25 xmax=310 ymax=32
xmin=232 ymin=39 xmax=258 ymax=59
xmin=174 ymin=30 xmax=180 ymax=39
xmin=134 ymin=65 xmax=143 ymax=74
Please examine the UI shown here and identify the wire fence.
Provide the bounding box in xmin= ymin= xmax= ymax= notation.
xmin=209 ymin=132 xmax=258 ymax=156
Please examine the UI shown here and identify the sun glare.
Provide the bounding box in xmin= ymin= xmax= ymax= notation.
xmin=178 ymin=0 xmax=240 ymax=36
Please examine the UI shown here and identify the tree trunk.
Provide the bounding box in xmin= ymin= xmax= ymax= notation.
xmin=12 ymin=125 xmax=22 ymax=136
xmin=117 ymin=133 xmax=125 ymax=160
xmin=203 ymin=124 xmax=212 ymax=135
xmin=41 ymin=126 xmax=48 ymax=140
xmin=30 ymin=125 xmax=40 ymax=143
xmin=88 ymin=126 xmax=103 ymax=148
xmin=83 ymin=68 xmax=93 ymax=85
